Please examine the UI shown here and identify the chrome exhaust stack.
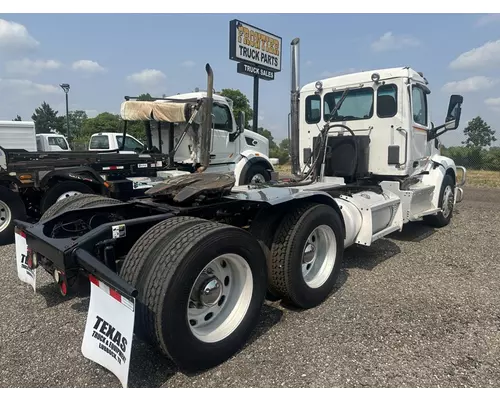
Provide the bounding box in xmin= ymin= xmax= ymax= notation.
xmin=290 ymin=38 xmax=301 ymax=176
xmin=199 ymin=63 xmax=214 ymax=172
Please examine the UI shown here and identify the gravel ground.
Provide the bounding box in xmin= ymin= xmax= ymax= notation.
xmin=1 ymin=187 xmax=499 ymax=388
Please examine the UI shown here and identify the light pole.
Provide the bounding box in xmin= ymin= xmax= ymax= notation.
xmin=60 ymin=83 xmax=70 ymax=140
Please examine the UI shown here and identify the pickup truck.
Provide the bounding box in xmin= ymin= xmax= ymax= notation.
xmin=88 ymin=132 xmax=145 ymax=154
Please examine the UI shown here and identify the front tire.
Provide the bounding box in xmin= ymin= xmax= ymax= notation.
xmin=243 ymin=163 xmax=272 ymax=185
xmin=423 ymin=174 xmax=455 ymax=228
xmin=139 ymin=221 xmax=267 ymax=372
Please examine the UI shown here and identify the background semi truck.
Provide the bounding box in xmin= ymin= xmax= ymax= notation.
xmin=0 ymin=94 xmax=273 ymax=244
xmin=13 ymin=38 xmax=466 ymax=387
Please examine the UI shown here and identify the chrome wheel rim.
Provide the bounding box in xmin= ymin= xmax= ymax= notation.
xmin=57 ymin=191 xmax=81 ymax=202
xmin=250 ymin=173 xmax=266 ymax=183
xmin=442 ymin=185 xmax=454 ymax=218
xmin=301 ymin=225 xmax=337 ymax=289
xmin=0 ymin=200 xmax=12 ymax=233
xmin=187 ymin=253 xmax=253 ymax=343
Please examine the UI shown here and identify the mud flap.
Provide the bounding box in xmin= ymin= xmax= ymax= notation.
xmin=15 ymin=229 xmax=36 ymax=292
xmin=81 ymin=275 xmax=135 ymax=388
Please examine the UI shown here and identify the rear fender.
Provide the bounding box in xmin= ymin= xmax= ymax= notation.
xmin=41 ymin=167 xmax=107 ymax=194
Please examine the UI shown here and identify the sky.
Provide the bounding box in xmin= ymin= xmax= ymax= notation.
xmin=0 ymin=13 xmax=499 ymax=147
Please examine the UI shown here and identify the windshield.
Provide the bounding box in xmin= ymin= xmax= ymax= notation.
xmin=323 ymin=87 xmax=374 ymax=122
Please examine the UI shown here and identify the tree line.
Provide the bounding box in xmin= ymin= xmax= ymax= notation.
xmin=14 ymin=93 xmax=155 ymax=150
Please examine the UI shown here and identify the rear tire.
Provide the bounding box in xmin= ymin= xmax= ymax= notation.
xmin=139 ymin=221 xmax=267 ymax=372
xmin=40 ymin=181 xmax=95 ymax=214
xmin=269 ymin=203 xmax=344 ymax=309
xmin=0 ymin=186 xmax=27 ymax=245
xmin=40 ymin=194 xmax=121 ymax=222
xmin=249 ymin=205 xmax=288 ymax=301
xmin=119 ymin=216 xmax=208 ymax=342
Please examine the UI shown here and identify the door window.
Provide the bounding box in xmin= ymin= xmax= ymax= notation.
xmin=305 ymin=94 xmax=321 ymax=124
xmin=117 ymin=136 xmax=144 ymax=151
xmin=412 ymin=85 xmax=428 ymax=126
xmin=377 ymin=84 xmax=398 ymax=118
xmin=213 ymin=103 xmax=233 ymax=132
xmin=48 ymin=136 xmax=69 ymax=150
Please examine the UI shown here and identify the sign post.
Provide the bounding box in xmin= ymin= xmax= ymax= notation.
xmin=229 ymin=19 xmax=282 ymax=132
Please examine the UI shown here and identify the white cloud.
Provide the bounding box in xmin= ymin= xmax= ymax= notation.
xmin=371 ymin=32 xmax=421 ymax=52
xmin=85 ymin=109 xmax=99 ymax=117
xmin=0 ymin=78 xmax=59 ymax=95
xmin=181 ymin=60 xmax=195 ymax=68
xmin=5 ymin=58 xmax=62 ymax=76
xmin=476 ymin=14 xmax=500 ymax=27
xmin=485 ymin=98 xmax=500 ymax=111
xmin=72 ymin=59 xmax=106 ymax=73
xmin=306 ymin=60 xmax=313 ymax=67
xmin=441 ymin=76 xmax=498 ymax=93
xmin=126 ymin=69 xmax=166 ymax=87
xmin=258 ymin=115 xmax=264 ymax=122
xmin=449 ymin=39 xmax=500 ymax=70
xmin=0 ymin=18 xmax=39 ymax=51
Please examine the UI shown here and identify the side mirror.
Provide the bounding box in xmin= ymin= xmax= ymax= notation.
xmin=428 ymin=94 xmax=464 ymax=141
xmin=444 ymin=94 xmax=463 ymax=130
xmin=237 ymin=111 xmax=245 ymax=133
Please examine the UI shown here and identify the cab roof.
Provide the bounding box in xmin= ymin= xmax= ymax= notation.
xmin=301 ymin=67 xmax=428 ymax=93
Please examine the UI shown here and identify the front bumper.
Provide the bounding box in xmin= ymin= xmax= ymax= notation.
xmin=455 ymin=166 xmax=467 ymax=204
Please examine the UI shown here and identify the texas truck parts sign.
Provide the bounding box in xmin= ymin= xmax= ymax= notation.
xmin=229 ymin=19 xmax=282 ymax=72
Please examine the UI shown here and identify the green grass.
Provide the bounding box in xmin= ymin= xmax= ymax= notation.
xmin=465 ymin=170 xmax=500 ymax=189
xmin=274 ymin=163 xmax=500 ymax=189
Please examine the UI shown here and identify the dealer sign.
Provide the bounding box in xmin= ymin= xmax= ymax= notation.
xmin=237 ymin=62 xmax=275 ymax=81
xmin=229 ymin=19 xmax=282 ymax=73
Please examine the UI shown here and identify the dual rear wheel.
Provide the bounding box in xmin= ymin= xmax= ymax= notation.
xmin=120 ymin=201 xmax=344 ymax=372
xmin=45 ymin=194 xmax=344 ymax=372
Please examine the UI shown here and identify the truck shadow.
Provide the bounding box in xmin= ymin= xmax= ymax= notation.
xmin=387 ymin=221 xmax=436 ymax=243
xmin=343 ymin=239 xmax=401 ymax=271
xmin=126 ymin=303 xmax=283 ymax=388
xmin=37 ymin=275 xmax=91 ymax=309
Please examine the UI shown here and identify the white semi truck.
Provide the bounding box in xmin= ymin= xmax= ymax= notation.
xmin=13 ymin=38 xmax=465 ymax=387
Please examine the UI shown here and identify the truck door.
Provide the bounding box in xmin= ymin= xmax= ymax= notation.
xmin=409 ymin=83 xmax=430 ymax=168
xmin=211 ymin=102 xmax=237 ymax=164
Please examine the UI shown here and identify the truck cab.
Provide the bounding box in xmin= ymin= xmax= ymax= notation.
xmin=88 ymin=132 xmax=145 ymax=154
xmin=36 ymin=133 xmax=72 ymax=152
xmin=146 ymin=92 xmax=273 ymax=184
xmin=299 ymin=67 xmax=462 ymax=180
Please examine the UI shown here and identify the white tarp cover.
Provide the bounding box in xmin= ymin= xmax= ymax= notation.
xmin=120 ymin=101 xmax=187 ymax=122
